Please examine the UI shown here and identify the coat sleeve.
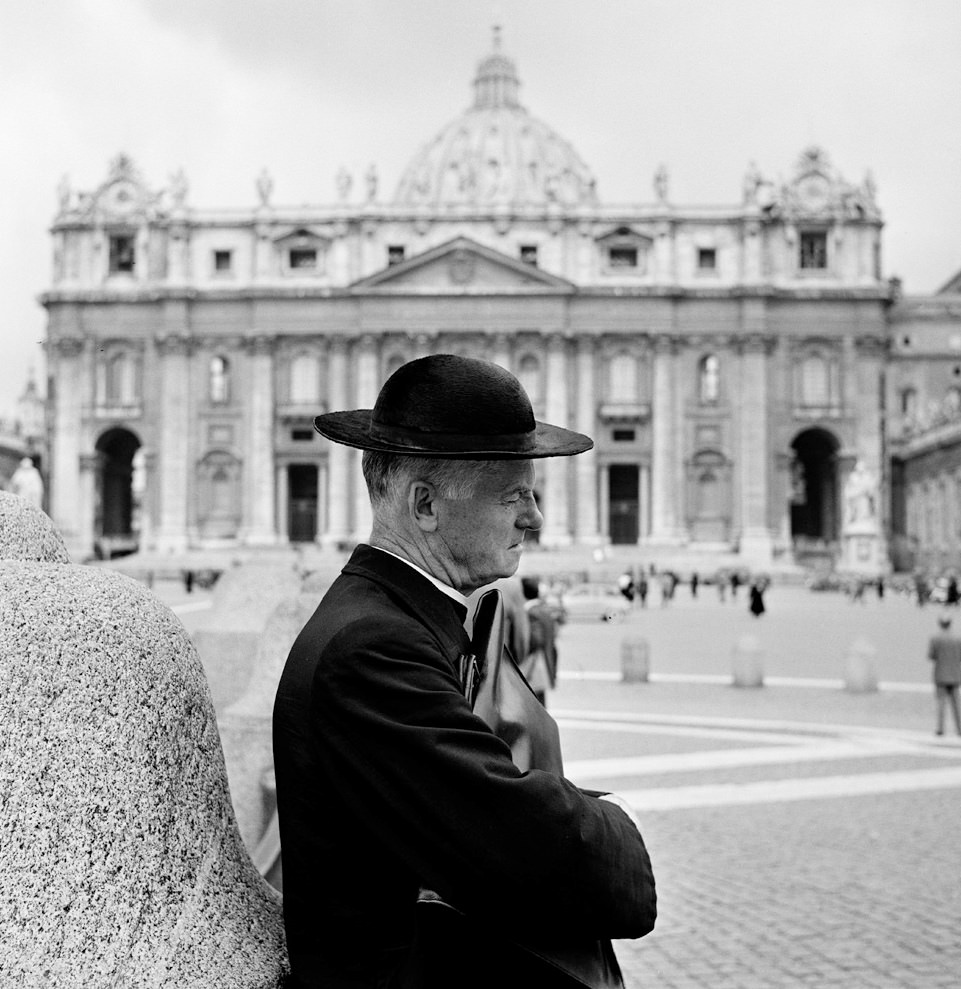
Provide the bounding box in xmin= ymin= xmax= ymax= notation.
xmin=312 ymin=616 xmax=656 ymax=941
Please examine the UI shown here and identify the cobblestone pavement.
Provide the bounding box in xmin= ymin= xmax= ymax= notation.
xmin=550 ymin=675 xmax=961 ymax=987
xmin=158 ymin=572 xmax=961 ymax=986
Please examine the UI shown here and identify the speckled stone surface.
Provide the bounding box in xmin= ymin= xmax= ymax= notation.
xmin=0 ymin=492 xmax=69 ymax=563
xmin=192 ymin=563 xmax=304 ymax=713
xmin=221 ymin=591 xmax=320 ymax=852
xmin=0 ymin=562 xmax=287 ymax=987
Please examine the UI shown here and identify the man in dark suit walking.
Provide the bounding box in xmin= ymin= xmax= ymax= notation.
xmin=273 ymin=355 xmax=656 ymax=988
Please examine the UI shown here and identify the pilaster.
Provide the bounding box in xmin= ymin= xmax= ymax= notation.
xmin=49 ymin=336 xmax=86 ymax=555
xmin=154 ymin=334 xmax=192 ymax=552
xmin=351 ymin=335 xmax=379 ymax=543
xmin=735 ymin=317 xmax=776 ymax=564
xmin=541 ymin=334 xmax=571 ymax=546
xmin=574 ymin=336 xmax=601 ymax=544
xmin=323 ymin=336 xmax=352 ymax=546
xmin=648 ymin=335 xmax=684 ymax=543
xmin=241 ymin=334 xmax=277 ymax=545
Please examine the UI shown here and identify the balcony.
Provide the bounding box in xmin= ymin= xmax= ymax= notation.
xmin=598 ymin=402 xmax=651 ymax=423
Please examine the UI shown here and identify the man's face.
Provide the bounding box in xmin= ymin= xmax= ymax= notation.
xmin=434 ymin=460 xmax=543 ymax=594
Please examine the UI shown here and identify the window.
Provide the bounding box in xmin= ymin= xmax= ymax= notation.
xmin=291 ymin=428 xmax=314 ymax=442
xmin=609 ymin=352 xmax=638 ymax=402
xmin=519 ymin=245 xmax=538 ymax=266
xmin=699 ymin=355 xmax=720 ymax=404
xmin=289 ymin=354 xmax=319 ymax=404
xmin=213 ymin=250 xmax=233 ymax=273
xmin=209 ymin=356 xmax=230 ymax=404
xmin=608 ymin=247 xmax=638 ymax=269
xmin=900 ymin=387 xmax=917 ymax=417
xmin=289 ymin=248 xmax=317 ymax=270
xmin=612 ymin=428 xmax=635 ymax=442
xmin=387 ymin=245 xmax=406 ymax=266
xmin=697 ymin=248 xmax=717 ymax=271
xmin=100 ymin=351 xmax=140 ymax=406
xmin=108 ymin=234 xmax=135 ymax=274
xmin=800 ymin=355 xmax=830 ymax=406
xmin=799 ymin=231 xmax=827 ymax=270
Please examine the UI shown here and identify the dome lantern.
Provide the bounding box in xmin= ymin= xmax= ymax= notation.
xmin=472 ymin=25 xmax=521 ymax=109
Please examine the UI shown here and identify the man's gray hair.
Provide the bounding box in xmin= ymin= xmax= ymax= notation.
xmin=362 ymin=451 xmax=487 ymax=507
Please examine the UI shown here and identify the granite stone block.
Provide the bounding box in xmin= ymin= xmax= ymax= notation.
xmin=0 ymin=562 xmax=287 ymax=987
xmin=0 ymin=491 xmax=69 ymax=563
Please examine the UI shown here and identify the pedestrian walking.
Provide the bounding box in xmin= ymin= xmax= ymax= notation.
xmin=690 ymin=571 xmax=699 ymax=598
xmin=927 ymin=614 xmax=961 ymax=736
xmin=520 ymin=576 xmax=559 ymax=707
xmin=618 ymin=569 xmax=636 ymax=605
xmin=749 ymin=578 xmax=766 ymax=617
xmin=876 ymin=575 xmax=885 ymax=600
xmin=637 ymin=572 xmax=649 ymax=608
xmin=946 ymin=574 xmax=960 ymax=606
xmin=730 ymin=571 xmax=741 ymax=599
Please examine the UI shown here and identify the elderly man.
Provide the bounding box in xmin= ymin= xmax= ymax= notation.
xmin=273 ymin=355 xmax=656 ymax=989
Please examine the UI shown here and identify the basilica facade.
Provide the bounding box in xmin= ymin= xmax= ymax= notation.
xmin=42 ymin=36 xmax=891 ymax=566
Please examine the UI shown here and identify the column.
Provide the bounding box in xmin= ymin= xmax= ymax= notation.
xmin=737 ymin=307 xmax=774 ymax=564
xmin=77 ymin=452 xmax=99 ymax=560
xmin=574 ymin=336 xmax=601 ymax=544
xmin=648 ymin=335 xmax=683 ymax=543
xmin=315 ymin=461 xmax=328 ymax=542
xmin=275 ymin=463 xmax=289 ymax=545
xmin=541 ymin=334 xmax=571 ymax=546
xmin=243 ymin=334 xmax=277 ymax=545
xmin=351 ymin=335 xmax=380 ymax=543
xmin=323 ymin=337 xmax=351 ymax=546
xmin=154 ymin=334 xmax=192 ymax=552
xmin=639 ymin=462 xmax=651 ymax=540
xmin=49 ymin=336 xmax=85 ymax=555
xmin=491 ymin=332 xmax=511 ymax=372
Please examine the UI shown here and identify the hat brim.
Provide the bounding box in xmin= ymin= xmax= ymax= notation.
xmin=313 ymin=410 xmax=593 ymax=459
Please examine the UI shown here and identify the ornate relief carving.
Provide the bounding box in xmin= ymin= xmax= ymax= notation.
xmin=154 ymin=334 xmax=193 ymax=357
xmin=49 ymin=337 xmax=85 ymax=358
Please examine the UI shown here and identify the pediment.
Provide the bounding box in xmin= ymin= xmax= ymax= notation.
xmin=349 ymin=237 xmax=575 ymax=293
xmin=936 ymin=268 xmax=961 ymax=295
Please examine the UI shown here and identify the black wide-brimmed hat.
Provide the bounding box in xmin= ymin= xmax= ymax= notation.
xmin=313 ymin=354 xmax=593 ymax=459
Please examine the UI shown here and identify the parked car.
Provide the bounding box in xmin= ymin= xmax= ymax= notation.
xmin=561 ymin=583 xmax=631 ymax=622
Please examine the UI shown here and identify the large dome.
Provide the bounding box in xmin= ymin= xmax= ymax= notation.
xmin=394 ymin=31 xmax=599 ymax=209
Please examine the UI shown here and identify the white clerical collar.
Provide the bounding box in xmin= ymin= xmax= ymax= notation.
xmin=370 ymin=545 xmax=470 ymax=609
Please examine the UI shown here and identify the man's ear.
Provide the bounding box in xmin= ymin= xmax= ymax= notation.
xmin=409 ymin=481 xmax=439 ymax=532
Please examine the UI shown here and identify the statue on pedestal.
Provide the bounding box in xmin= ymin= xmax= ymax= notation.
xmin=9 ymin=458 xmax=43 ymax=509
xmin=844 ymin=460 xmax=877 ymax=528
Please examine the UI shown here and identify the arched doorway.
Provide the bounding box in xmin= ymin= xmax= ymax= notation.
xmin=95 ymin=427 xmax=141 ymax=557
xmin=789 ymin=428 xmax=840 ymax=561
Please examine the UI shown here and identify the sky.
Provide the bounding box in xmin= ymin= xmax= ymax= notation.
xmin=1 ymin=0 xmax=959 ymax=417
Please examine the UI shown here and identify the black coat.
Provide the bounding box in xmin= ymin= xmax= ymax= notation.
xmin=273 ymin=545 xmax=656 ymax=988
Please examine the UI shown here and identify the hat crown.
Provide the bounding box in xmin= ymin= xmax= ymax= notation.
xmin=373 ymin=355 xmax=535 ymax=437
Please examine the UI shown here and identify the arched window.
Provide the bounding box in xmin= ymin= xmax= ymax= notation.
xmin=209 ymin=356 xmax=230 ymax=404
xmin=289 ymin=353 xmax=319 ymax=404
xmin=384 ymin=352 xmax=407 ymax=380
xmin=801 ymin=355 xmax=830 ymax=406
xmin=900 ymin=386 xmax=917 ymax=418
xmin=609 ymin=352 xmax=637 ymax=402
xmin=518 ymin=354 xmax=542 ymax=406
xmin=698 ymin=355 xmax=720 ymax=404
xmin=105 ymin=353 xmax=126 ymax=404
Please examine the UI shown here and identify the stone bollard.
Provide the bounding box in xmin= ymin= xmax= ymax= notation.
xmin=621 ymin=636 xmax=650 ymax=683
xmin=731 ymin=634 xmax=764 ymax=687
xmin=843 ymin=636 xmax=879 ymax=693
xmin=0 ymin=493 xmax=288 ymax=987
xmin=191 ymin=562 xmax=304 ymax=713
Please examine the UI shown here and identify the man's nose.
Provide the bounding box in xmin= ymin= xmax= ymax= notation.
xmin=520 ymin=496 xmax=543 ymax=531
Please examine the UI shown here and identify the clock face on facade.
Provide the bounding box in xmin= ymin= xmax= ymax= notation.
xmin=798 ymin=174 xmax=830 ymax=211
xmin=104 ymin=182 xmax=136 ymax=214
